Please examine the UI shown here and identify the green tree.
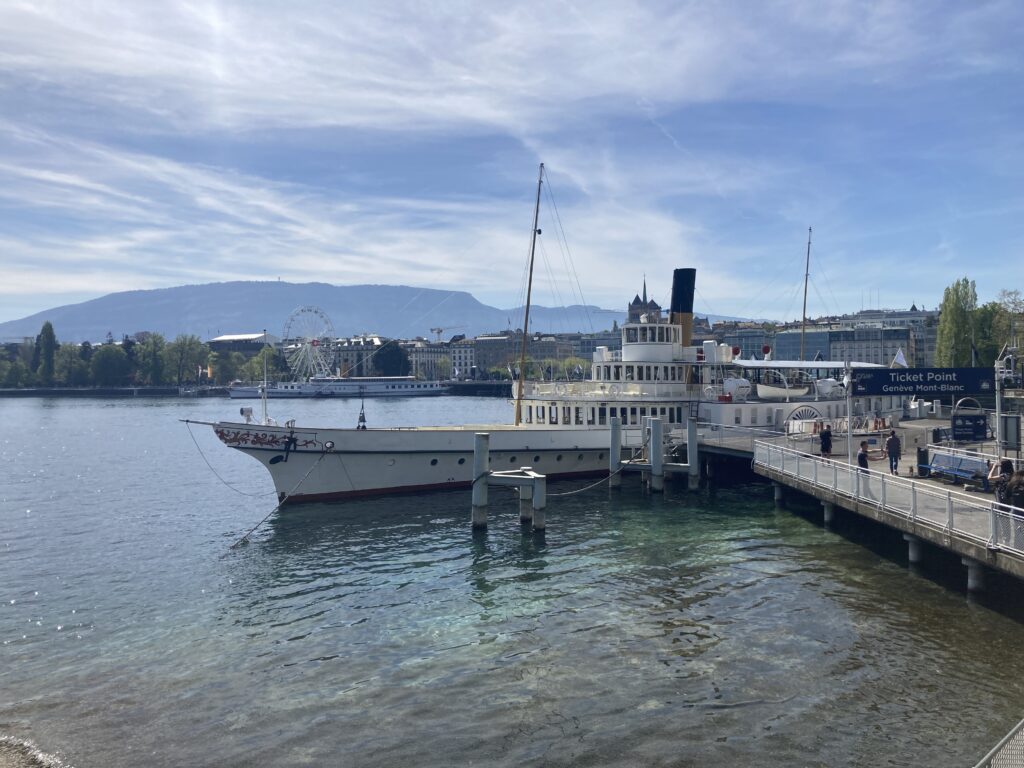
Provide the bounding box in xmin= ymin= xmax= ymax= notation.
xmin=163 ymin=335 xmax=207 ymax=386
xmin=37 ymin=321 xmax=57 ymax=386
xmin=972 ymin=302 xmax=1003 ymax=367
xmin=995 ymin=289 xmax=1024 ymax=346
xmin=54 ymin=345 xmax=90 ymax=386
xmin=435 ymin=355 xmax=452 ymax=380
xmin=135 ymin=334 xmax=167 ymax=385
xmin=240 ymin=346 xmax=285 ymax=383
xmin=3 ymin=359 xmax=32 ymax=387
xmin=120 ymin=335 xmax=138 ymax=382
xmin=90 ymin=344 xmax=130 ymax=386
xmin=373 ymin=341 xmax=411 ymax=376
xmin=935 ymin=277 xmax=977 ymax=367
xmin=209 ymin=351 xmax=248 ymax=384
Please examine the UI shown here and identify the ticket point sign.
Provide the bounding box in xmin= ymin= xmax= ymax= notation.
xmin=851 ymin=368 xmax=995 ymax=399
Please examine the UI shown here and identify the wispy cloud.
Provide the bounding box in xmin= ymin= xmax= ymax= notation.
xmin=0 ymin=1 xmax=1021 ymax=322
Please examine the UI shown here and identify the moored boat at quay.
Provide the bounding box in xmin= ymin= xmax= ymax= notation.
xmin=196 ymin=266 xmax=906 ymax=504
xmin=227 ymin=375 xmax=448 ymax=398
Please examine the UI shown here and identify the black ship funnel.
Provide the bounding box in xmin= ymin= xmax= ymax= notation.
xmin=669 ymin=268 xmax=696 ymax=346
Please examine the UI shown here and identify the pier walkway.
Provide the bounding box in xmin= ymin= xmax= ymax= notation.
xmin=752 ymin=441 xmax=1024 ymax=585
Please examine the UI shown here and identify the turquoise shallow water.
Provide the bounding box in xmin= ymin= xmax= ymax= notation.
xmin=3 ymin=396 xmax=1024 ymax=767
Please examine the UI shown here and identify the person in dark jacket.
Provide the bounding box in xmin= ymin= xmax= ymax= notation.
xmin=989 ymin=459 xmax=1015 ymax=505
xmin=883 ymin=430 xmax=902 ymax=475
xmin=819 ymin=424 xmax=832 ymax=461
xmin=857 ymin=440 xmax=883 ymax=473
xmin=1007 ymin=470 xmax=1024 ymax=510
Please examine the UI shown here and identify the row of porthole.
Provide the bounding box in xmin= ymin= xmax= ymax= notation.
xmin=429 ymin=453 xmax=602 ymax=466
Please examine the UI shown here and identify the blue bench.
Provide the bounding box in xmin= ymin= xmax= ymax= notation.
xmin=919 ymin=453 xmax=990 ymax=490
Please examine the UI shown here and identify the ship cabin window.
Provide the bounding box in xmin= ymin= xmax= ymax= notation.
xmin=598 ymin=407 xmax=607 ymax=425
xmin=549 ymin=405 xmax=558 ymax=424
xmin=524 ymin=405 xmax=532 ymax=423
xmin=603 ymin=365 xmax=611 ymax=380
xmin=536 ymin=407 xmax=546 ymax=424
xmin=636 ymin=366 xmax=644 ymax=381
xmin=587 ymin=407 xmax=595 ymax=425
xmin=625 ymin=367 xmax=633 ymax=381
xmin=639 ymin=407 xmax=647 ymax=420
xmin=613 ymin=366 xmax=621 ymax=381
xmin=563 ymin=406 xmax=571 ymax=424
xmin=576 ymin=407 xmax=584 ymax=425
xmin=618 ymin=407 xmax=627 ymax=424
xmin=677 ymin=407 xmax=684 ymax=423
xmin=630 ymin=407 xmax=638 ymax=424
xmin=626 ymin=328 xmax=638 ymax=343
xmin=750 ymin=409 xmax=758 ymax=425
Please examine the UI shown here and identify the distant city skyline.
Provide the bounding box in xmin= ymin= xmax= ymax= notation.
xmin=1 ymin=1 xmax=1021 ymax=325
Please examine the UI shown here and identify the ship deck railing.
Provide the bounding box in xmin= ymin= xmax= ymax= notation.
xmin=525 ymin=381 xmax=704 ymax=399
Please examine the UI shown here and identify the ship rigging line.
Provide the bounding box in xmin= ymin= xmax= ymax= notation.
xmin=184 ymin=420 xmax=276 ymax=498
xmin=227 ymin=452 xmax=328 ymax=550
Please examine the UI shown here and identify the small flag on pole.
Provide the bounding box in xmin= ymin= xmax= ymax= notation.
xmin=890 ymin=347 xmax=908 ymax=368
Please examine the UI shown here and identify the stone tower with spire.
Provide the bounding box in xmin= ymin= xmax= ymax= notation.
xmin=627 ymin=276 xmax=662 ymax=323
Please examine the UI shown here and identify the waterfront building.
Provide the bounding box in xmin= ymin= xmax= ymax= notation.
xmin=336 ymin=334 xmax=383 ymax=377
xmin=828 ymin=326 xmax=916 ymax=367
xmin=207 ymin=332 xmax=280 ymax=358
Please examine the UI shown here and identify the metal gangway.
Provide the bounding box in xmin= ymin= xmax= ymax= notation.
xmin=753 ymin=441 xmax=1024 ymax=577
xmin=974 ymin=717 xmax=1024 ymax=767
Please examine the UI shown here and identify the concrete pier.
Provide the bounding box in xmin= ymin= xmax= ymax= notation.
xmin=962 ymin=557 xmax=985 ymax=592
xmin=609 ymin=417 xmax=622 ymax=489
xmin=519 ymin=480 xmax=533 ymax=524
xmin=687 ymin=417 xmax=699 ymax=491
xmin=650 ymin=418 xmax=664 ymax=493
xmin=903 ymin=533 xmax=924 ymax=564
xmin=471 ymin=432 xmax=490 ymax=528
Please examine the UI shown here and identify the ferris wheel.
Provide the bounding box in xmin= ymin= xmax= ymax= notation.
xmin=282 ymin=305 xmax=336 ymax=380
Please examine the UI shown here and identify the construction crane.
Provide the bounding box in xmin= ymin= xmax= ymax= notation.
xmin=429 ymin=326 xmax=464 ymax=342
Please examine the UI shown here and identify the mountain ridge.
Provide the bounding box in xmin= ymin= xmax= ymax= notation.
xmin=0 ymin=281 xmax=744 ymax=344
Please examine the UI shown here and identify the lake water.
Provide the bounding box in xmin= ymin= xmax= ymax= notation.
xmin=3 ymin=395 xmax=1024 ymax=767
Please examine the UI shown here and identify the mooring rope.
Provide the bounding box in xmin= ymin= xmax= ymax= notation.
xmin=227 ymin=452 xmax=328 ymax=549
xmin=547 ymin=437 xmax=651 ymax=497
xmin=185 ymin=420 xmax=276 ymax=498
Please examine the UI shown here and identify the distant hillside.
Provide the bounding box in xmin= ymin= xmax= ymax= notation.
xmin=0 ymin=282 xmax=629 ymax=343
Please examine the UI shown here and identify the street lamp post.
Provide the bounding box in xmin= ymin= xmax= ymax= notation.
xmin=843 ymin=366 xmax=853 ymax=465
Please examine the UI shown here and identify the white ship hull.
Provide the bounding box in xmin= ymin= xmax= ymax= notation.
xmin=213 ymin=420 xmax=625 ymax=502
xmin=228 ymin=379 xmax=447 ymax=399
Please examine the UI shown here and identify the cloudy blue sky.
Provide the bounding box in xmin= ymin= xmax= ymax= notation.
xmin=1 ymin=0 xmax=1021 ymax=325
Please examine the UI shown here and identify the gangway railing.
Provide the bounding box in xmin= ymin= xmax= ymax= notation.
xmin=754 ymin=441 xmax=1024 ymax=557
xmin=695 ymin=423 xmax=788 ymax=455
xmin=973 ymin=716 xmax=1024 ymax=767
xmin=924 ymin=444 xmax=1022 ymax=472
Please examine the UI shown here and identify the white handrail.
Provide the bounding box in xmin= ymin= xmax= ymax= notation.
xmin=754 ymin=440 xmax=1024 ymax=556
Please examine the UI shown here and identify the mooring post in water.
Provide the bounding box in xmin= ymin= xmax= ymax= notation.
xmin=903 ymin=533 xmax=923 ymax=565
xmin=472 ymin=432 xmax=490 ymax=528
xmin=532 ymin=475 xmax=547 ymax=530
xmin=773 ymin=482 xmax=784 ymax=508
xmin=687 ymin=417 xmax=699 ymax=491
xmin=962 ymin=557 xmax=985 ymax=592
xmin=519 ymin=468 xmax=534 ymax=524
xmin=650 ymin=417 xmax=664 ymax=492
xmin=609 ymin=416 xmax=622 ymax=488
xmin=822 ymin=501 xmax=834 ymax=526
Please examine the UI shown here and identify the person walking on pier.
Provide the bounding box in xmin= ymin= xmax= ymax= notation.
xmin=884 ymin=430 xmax=902 ymax=475
xmin=1006 ymin=470 xmax=1024 ymax=510
xmin=819 ymin=423 xmax=833 ymax=462
xmin=989 ymin=459 xmax=1015 ymax=505
xmin=857 ymin=440 xmax=883 ymax=473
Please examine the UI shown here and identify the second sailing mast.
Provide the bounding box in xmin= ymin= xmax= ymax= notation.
xmin=514 ymin=162 xmax=544 ymax=426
